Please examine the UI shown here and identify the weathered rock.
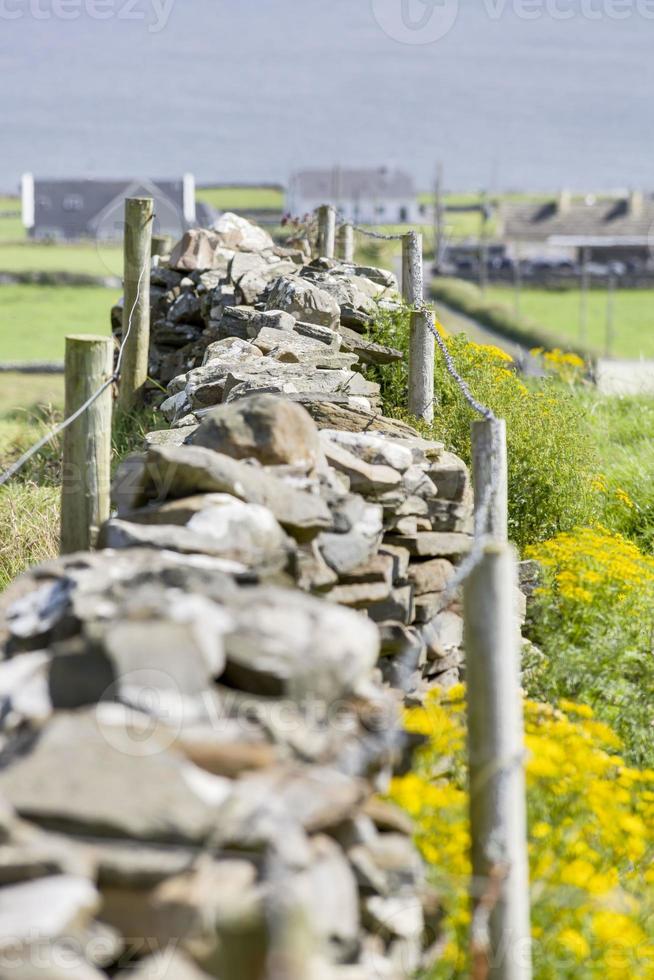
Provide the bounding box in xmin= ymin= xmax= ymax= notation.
xmin=144 ymin=426 xmax=198 ymax=449
xmin=339 ymin=325 xmax=403 ymax=366
xmin=116 ymin=951 xmax=214 ymax=979
xmin=170 ymin=229 xmax=234 ymax=273
xmin=113 ymin=445 xmax=331 ymax=540
xmin=366 ymin=587 xmax=414 ymax=626
xmin=422 ymin=611 xmax=464 ymax=657
xmin=212 ymin=211 xmax=275 ymax=252
xmin=0 ymin=874 xmax=100 ymax=948
xmin=222 ymin=587 xmax=380 ymax=699
xmin=214 ymin=767 xmax=366 ymax=846
xmin=321 ymin=437 xmax=402 ymax=495
xmin=100 ymin=506 xmax=291 ymax=570
xmin=304 ymin=401 xmax=422 ymax=438
xmin=290 ymin=834 xmax=360 ymax=959
xmin=190 ymin=394 xmax=324 ymax=473
xmin=318 ymin=498 xmax=384 ymax=575
xmin=265 ymin=275 xmax=341 ymax=329
xmin=253 ymin=327 xmax=354 ymax=368
xmin=428 ymin=451 xmax=472 ymax=502
xmin=0 ymin=711 xmax=232 ymax=843
xmin=388 ymin=532 xmax=472 ymax=559
xmin=407 ymin=558 xmax=456 ymax=596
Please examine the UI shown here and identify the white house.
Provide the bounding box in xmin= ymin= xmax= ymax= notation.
xmin=287 ymin=168 xmax=421 ymax=225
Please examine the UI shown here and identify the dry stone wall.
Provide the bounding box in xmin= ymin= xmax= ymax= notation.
xmin=0 ymin=214 xmax=479 ymax=979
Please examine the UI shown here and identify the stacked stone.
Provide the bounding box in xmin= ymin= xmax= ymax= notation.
xmin=117 ymin=213 xmax=476 ymax=696
xmin=0 ymin=540 xmax=435 ymax=978
xmin=0 ymin=213 xmax=479 ymax=978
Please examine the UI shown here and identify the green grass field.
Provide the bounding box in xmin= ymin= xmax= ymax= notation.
xmin=0 ymin=285 xmax=118 ymax=361
xmin=0 ymin=242 xmax=123 ymax=277
xmin=197 ymin=185 xmax=284 ymax=210
xmin=486 ymin=286 xmax=654 ymax=359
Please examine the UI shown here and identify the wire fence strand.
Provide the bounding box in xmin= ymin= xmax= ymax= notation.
xmin=0 ymin=243 xmax=151 ymax=489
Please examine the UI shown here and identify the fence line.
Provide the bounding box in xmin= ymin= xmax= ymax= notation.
xmin=0 ymin=213 xmax=152 ymax=490
xmin=340 ymin=212 xmax=530 ymax=979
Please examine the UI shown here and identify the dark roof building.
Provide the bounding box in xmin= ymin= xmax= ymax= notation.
xmin=22 ymin=174 xmax=196 ymax=242
xmin=499 ymin=192 xmax=654 ymax=258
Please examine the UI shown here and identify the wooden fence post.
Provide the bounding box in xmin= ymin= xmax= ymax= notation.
xmin=403 ymin=232 xmax=433 ymax=421
xmin=408 ymin=309 xmax=435 ymax=423
xmin=339 ymin=222 xmax=354 ymax=263
xmin=464 ymin=543 xmax=532 ymax=980
xmin=317 ymin=205 xmax=336 ymax=259
xmin=472 ymin=418 xmax=508 ymax=542
xmin=151 ymin=233 xmax=172 ymax=258
xmin=117 ymin=196 xmax=154 ymax=412
xmin=402 ymin=230 xmax=423 ymax=306
xmin=60 ymin=335 xmax=113 ymax=555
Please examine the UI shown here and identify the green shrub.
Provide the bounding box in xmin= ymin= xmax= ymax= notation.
xmin=368 ymin=308 xmax=599 ymax=552
xmin=579 ymin=393 xmax=654 ymax=554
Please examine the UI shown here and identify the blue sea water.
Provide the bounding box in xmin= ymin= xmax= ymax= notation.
xmin=0 ymin=0 xmax=652 ymax=193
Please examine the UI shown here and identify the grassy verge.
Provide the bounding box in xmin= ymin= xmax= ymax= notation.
xmin=0 ymin=373 xmax=159 ymax=588
xmin=0 ymin=285 xmax=119 ymax=361
xmin=0 ymin=374 xmax=64 ymax=588
xmin=431 ymin=276 xmax=592 ymax=356
xmin=0 ymin=241 xmax=123 ymax=277
xmin=487 ymin=285 xmax=654 ymax=360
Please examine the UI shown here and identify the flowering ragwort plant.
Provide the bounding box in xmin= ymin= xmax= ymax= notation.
xmin=389 ymin=686 xmax=654 ymax=979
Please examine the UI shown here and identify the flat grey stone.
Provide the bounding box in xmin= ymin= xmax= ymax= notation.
xmin=321 ymin=437 xmax=402 ymax=495
xmin=222 ymin=586 xmax=380 ymax=700
xmin=422 ymin=611 xmax=464 ymax=656
xmin=428 ymin=451 xmax=472 ymax=502
xmin=366 ymin=587 xmax=414 ymax=626
xmin=407 ymin=558 xmax=456 ymax=596
xmin=321 ymin=429 xmax=414 ymax=473
xmin=0 ymin=874 xmax=100 ymax=945
xmin=144 ymin=426 xmax=198 ymax=449
xmin=265 ymin=275 xmax=341 ymax=329
xmin=113 ymin=445 xmax=331 ymax=540
xmin=325 ymin=581 xmax=392 ymax=608
xmin=339 ymin=326 xmax=403 ymax=366
xmin=387 ymin=532 xmax=472 ymax=559
xmin=116 ymin=952 xmax=214 ymax=979
xmin=0 ymin=711 xmax=233 ymax=844
xmin=318 ymin=498 xmax=383 ymax=575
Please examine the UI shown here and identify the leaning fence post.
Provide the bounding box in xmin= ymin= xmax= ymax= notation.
xmin=117 ymin=196 xmax=154 ymax=412
xmin=339 ymin=222 xmax=354 ymax=263
xmin=316 ymin=204 xmax=336 ymax=259
xmin=464 ymin=543 xmax=532 ymax=980
xmin=60 ymin=335 xmax=113 ymax=555
xmin=472 ymin=418 xmax=508 ymax=541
